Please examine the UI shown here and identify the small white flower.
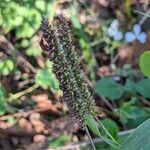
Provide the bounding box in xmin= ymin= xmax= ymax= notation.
xmin=125 ymin=24 xmax=147 ymax=44
xmin=107 ymin=19 xmax=123 ymax=41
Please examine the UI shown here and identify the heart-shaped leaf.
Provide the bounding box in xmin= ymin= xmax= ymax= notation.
xmin=140 ymin=51 xmax=150 ymax=78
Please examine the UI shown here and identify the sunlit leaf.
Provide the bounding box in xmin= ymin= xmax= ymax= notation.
xmin=35 ymin=68 xmax=59 ymax=91
xmin=26 ymin=47 xmax=42 ymax=57
xmin=140 ymin=51 xmax=150 ymax=78
xmin=35 ymin=0 xmax=46 ymax=12
xmin=0 ymin=59 xmax=14 ymax=75
xmin=48 ymin=134 xmax=71 ymax=148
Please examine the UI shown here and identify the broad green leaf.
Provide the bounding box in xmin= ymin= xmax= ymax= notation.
xmin=140 ymin=51 xmax=150 ymax=78
xmin=136 ymin=79 xmax=150 ymax=98
xmin=35 ymin=68 xmax=59 ymax=91
xmin=16 ymin=22 xmax=35 ymax=38
xmin=124 ymin=79 xmax=137 ymax=94
xmin=7 ymin=117 xmax=16 ymax=125
xmin=48 ymin=134 xmax=71 ymax=148
xmin=121 ymin=118 xmax=150 ymax=150
xmin=45 ymin=59 xmax=53 ymax=69
xmin=113 ymin=98 xmax=137 ymax=124
xmin=0 ymin=59 xmax=14 ymax=75
xmin=35 ymin=0 xmax=46 ymax=12
xmin=26 ymin=47 xmax=42 ymax=57
xmin=1 ymin=1 xmax=24 ymax=30
xmin=16 ymin=9 xmax=41 ymax=38
xmin=126 ymin=107 xmax=150 ymax=128
xmin=94 ymin=78 xmax=124 ymax=100
xmin=21 ymin=39 xmax=30 ymax=48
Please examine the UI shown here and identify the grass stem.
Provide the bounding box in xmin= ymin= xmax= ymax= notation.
xmin=85 ymin=125 xmax=97 ymax=150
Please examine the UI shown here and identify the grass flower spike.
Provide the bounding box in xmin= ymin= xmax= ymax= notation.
xmin=40 ymin=16 xmax=97 ymax=126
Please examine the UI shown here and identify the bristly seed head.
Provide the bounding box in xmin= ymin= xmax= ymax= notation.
xmin=40 ymin=15 xmax=98 ymax=126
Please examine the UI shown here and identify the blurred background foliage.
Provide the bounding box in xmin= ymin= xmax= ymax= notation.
xmin=0 ymin=0 xmax=150 ymax=149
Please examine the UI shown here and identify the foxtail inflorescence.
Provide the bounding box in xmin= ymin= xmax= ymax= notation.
xmin=40 ymin=16 xmax=97 ymax=125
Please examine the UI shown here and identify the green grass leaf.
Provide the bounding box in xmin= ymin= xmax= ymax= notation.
xmin=121 ymin=118 xmax=150 ymax=150
xmin=85 ymin=115 xmax=119 ymax=149
xmin=0 ymin=86 xmax=6 ymax=116
xmin=85 ymin=114 xmax=101 ymax=136
xmin=101 ymin=118 xmax=119 ymax=140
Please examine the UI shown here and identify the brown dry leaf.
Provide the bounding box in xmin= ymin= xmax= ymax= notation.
xmin=12 ymin=137 xmax=19 ymax=146
xmin=30 ymin=120 xmax=45 ymax=128
xmin=29 ymin=113 xmax=41 ymax=121
xmin=18 ymin=118 xmax=29 ymax=128
xmin=98 ymin=0 xmax=109 ymax=7
xmin=36 ymin=101 xmax=52 ymax=109
xmin=118 ymin=45 xmax=133 ymax=62
xmin=26 ymin=136 xmax=48 ymax=150
xmin=18 ymin=113 xmax=51 ymax=135
xmin=131 ymin=0 xmax=138 ymax=4
xmin=33 ymin=134 xmax=46 ymax=143
xmin=25 ymin=122 xmax=33 ymax=132
xmin=97 ymin=65 xmax=112 ymax=76
xmin=34 ymin=126 xmax=45 ymax=133
xmin=0 ymin=121 xmax=9 ymax=129
xmin=32 ymin=94 xmax=49 ymax=103
xmin=32 ymin=94 xmax=52 ymax=109
xmin=18 ymin=118 xmax=33 ymax=132
xmin=0 ymin=123 xmax=36 ymax=137
xmin=20 ymin=137 xmax=31 ymax=145
xmin=49 ymin=117 xmax=79 ymax=136
xmin=31 ymin=94 xmax=62 ymax=116
xmin=79 ymin=12 xmax=87 ymax=24
xmin=30 ymin=115 xmax=45 ymax=134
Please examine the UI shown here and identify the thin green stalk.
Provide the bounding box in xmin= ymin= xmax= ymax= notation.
xmin=85 ymin=114 xmax=119 ymax=149
xmin=137 ymin=8 xmax=150 ymax=25
xmin=77 ymin=0 xmax=95 ymax=17
xmin=7 ymin=84 xmax=38 ymax=102
xmin=90 ymin=38 xmax=105 ymax=47
xmin=134 ymin=10 xmax=150 ymax=18
xmin=125 ymin=0 xmax=131 ymax=20
xmin=85 ymin=126 xmax=97 ymax=150
xmin=110 ymin=42 xmax=120 ymax=64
